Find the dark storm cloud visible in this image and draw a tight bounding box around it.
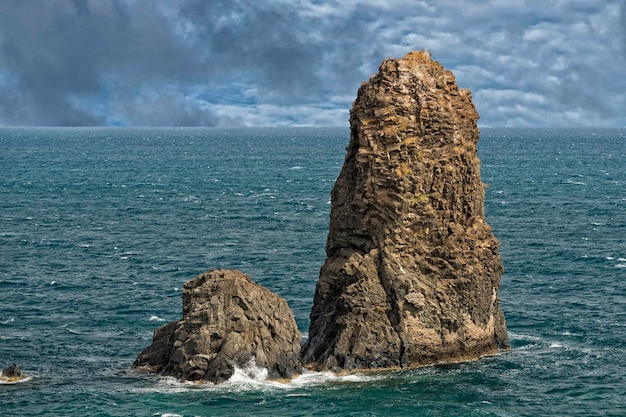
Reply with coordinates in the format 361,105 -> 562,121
0,0 -> 624,126
174,0 -> 385,102
0,0 -> 211,126
0,0 -> 383,126
182,1 -> 325,101
554,63 -> 615,120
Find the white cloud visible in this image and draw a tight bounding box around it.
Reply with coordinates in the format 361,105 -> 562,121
477,89 -> 547,106
208,103 -> 348,127
523,25 -> 557,43
401,31 -> 461,52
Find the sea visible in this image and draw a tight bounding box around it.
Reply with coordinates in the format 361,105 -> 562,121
0,127 -> 624,416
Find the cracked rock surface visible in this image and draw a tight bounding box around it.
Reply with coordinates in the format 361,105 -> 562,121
302,50 -> 509,372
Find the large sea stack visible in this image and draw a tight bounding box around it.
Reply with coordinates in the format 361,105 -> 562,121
133,269 -> 302,383
302,50 -> 509,372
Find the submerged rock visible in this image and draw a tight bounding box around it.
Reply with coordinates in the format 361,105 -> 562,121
302,50 -> 509,372
1,364 -> 24,382
133,269 -> 302,383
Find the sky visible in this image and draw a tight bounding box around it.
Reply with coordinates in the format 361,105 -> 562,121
0,0 -> 625,128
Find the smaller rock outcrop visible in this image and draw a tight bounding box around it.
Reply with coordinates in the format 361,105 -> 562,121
1,364 -> 24,382
133,269 -> 302,384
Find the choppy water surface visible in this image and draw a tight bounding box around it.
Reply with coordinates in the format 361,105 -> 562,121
1,127 -> 624,416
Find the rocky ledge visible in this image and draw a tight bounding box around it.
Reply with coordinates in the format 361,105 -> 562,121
302,50 -> 509,372
133,269 -> 302,383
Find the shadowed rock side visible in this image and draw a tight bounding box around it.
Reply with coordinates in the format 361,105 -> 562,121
302,50 -> 509,372
133,269 -> 302,383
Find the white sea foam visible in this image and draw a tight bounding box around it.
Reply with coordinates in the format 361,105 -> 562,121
509,332 -> 543,342
182,195 -> 201,203
290,166 -> 305,170
230,369 -> 377,392
149,315 -> 166,322
135,358 -> 382,394
0,318 -> 14,325
224,363 -> 381,391
0,375 -> 32,385
616,264 -> 626,268
508,332 -> 543,351
219,358 -> 270,390
565,179 -> 586,185
559,330 -> 583,337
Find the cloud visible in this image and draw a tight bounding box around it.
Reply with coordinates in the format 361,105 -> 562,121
0,0 -> 196,125
620,0 -> 626,55
442,0 -> 626,126
108,87 -> 220,127
0,0 -> 624,127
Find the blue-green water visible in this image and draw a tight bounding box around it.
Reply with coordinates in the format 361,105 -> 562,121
1,127 -> 624,416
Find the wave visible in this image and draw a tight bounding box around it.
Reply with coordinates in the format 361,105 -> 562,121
221,359 -> 381,391
134,358 -> 382,394
505,330 -> 613,365
509,332 -> 568,353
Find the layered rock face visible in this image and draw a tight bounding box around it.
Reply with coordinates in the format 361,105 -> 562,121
302,50 -> 509,372
133,269 -> 302,383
